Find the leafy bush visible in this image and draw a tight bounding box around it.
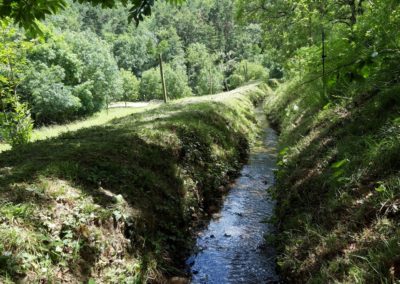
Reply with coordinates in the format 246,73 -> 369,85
21,30 -> 123,123
65,31 -> 123,111
139,63 -> 192,101
120,69 -> 140,102
186,43 -> 224,95
23,64 -> 81,123
0,94 -> 33,146
0,20 -> 33,146
229,60 -> 269,89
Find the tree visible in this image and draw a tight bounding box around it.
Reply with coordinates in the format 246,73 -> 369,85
120,69 -> 140,103
139,64 -> 192,101
228,60 -> 269,89
22,63 -> 81,123
0,0 -> 185,33
113,31 -> 156,76
186,43 -> 224,95
0,20 -> 33,146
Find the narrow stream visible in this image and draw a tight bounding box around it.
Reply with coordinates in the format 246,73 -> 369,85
186,107 -> 280,284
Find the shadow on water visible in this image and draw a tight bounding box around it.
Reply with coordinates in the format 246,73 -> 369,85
186,107 -> 280,284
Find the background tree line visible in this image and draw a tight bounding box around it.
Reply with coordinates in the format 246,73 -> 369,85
0,0 -> 271,146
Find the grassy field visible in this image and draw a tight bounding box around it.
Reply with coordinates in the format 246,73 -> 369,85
0,105 -> 158,153
265,79 -> 400,283
0,84 -> 269,283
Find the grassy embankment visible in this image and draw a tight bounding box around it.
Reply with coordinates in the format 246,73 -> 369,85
0,106 -> 159,153
265,77 -> 400,282
0,84 -> 269,283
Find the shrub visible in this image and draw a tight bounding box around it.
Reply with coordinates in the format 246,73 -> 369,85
139,64 -> 192,101
0,94 -> 33,146
186,43 -> 224,95
120,69 -> 140,102
23,64 -> 82,124
229,60 -> 269,89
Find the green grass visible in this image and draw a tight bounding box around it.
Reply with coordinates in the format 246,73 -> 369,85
0,106 -> 154,153
0,84 -> 268,283
265,77 -> 400,283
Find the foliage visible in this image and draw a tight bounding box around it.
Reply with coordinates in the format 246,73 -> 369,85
229,60 -> 269,89
0,20 -> 34,146
0,0 -> 185,33
1,0 -> 267,127
112,30 -> 156,76
186,43 -> 224,95
0,94 -> 33,146
0,86 -> 264,282
139,63 -> 192,101
257,0 -> 400,282
19,29 -> 123,124
120,69 -> 140,102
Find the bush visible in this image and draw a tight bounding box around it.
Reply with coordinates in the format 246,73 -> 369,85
0,94 -> 33,146
65,31 -> 123,111
139,64 -> 192,101
229,60 -> 269,89
120,69 -> 140,102
186,43 -> 224,95
22,30 -> 123,123
228,73 -> 245,89
23,64 -> 82,123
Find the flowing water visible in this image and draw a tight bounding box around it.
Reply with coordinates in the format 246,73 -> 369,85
186,108 -> 280,284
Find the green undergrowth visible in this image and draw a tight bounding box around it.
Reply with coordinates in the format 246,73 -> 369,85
265,77 -> 400,283
0,85 -> 268,283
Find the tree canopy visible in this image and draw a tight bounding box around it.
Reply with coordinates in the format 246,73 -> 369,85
0,0 -> 183,33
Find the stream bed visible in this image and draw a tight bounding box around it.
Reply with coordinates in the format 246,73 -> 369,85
186,108 -> 280,284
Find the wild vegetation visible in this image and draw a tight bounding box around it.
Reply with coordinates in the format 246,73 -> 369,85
237,0 -> 400,282
0,0 -> 269,148
0,85 -> 268,283
1,0 -> 399,283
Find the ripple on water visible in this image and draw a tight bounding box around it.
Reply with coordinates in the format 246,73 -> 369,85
187,110 -> 280,284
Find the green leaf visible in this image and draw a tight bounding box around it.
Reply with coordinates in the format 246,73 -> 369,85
375,182 -> 387,193
279,147 -> 289,156
331,159 -> 349,169
360,65 -> 371,79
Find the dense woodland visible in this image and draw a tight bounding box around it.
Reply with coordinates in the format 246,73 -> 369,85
0,0 -> 399,283
0,0 -> 269,143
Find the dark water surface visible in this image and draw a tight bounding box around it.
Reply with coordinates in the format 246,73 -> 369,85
186,108 -> 280,284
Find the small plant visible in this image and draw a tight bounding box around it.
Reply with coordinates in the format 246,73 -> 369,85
0,94 -> 33,147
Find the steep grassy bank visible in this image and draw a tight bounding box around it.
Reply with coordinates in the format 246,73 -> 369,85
0,85 -> 268,283
265,78 -> 400,283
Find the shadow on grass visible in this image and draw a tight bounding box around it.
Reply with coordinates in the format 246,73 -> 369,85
273,90 -> 400,282
0,101 -> 253,282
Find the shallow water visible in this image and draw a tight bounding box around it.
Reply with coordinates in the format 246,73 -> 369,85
186,108 -> 280,284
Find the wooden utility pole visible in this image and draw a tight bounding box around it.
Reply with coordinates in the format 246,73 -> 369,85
321,0 -> 328,100
159,54 -> 168,103
322,27 -> 327,100
209,67 -> 213,95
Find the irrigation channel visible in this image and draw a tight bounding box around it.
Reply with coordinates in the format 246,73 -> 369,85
186,107 -> 280,283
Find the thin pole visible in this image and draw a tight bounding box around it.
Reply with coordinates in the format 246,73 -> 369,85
209,67 -> 213,95
322,27 -> 327,100
159,54 -> 168,103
